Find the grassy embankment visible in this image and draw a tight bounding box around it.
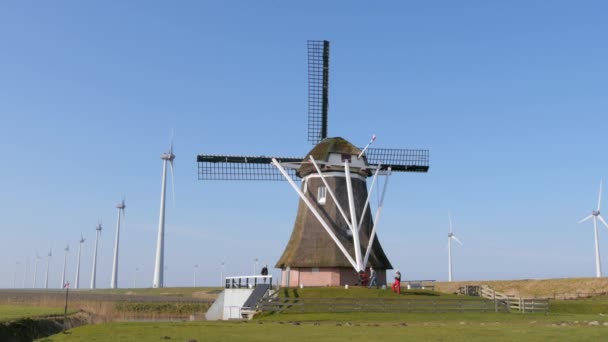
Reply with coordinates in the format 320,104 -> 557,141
0,287 -> 219,321
0,305 -> 69,322
435,277 -> 608,299
42,285 -> 608,342
86,287 -> 221,300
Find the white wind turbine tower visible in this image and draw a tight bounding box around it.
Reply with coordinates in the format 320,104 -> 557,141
22,257 -> 29,288
153,137 -> 175,288
74,234 -> 85,289
60,245 -> 69,288
579,180 -> 608,278
90,223 -> 103,289
111,199 -> 126,289
447,211 -> 463,282
44,249 -> 52,289
32,253 -> 42,288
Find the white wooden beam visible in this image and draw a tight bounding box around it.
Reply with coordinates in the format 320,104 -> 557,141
363,167 -> 392,268
272,158 -> 358,271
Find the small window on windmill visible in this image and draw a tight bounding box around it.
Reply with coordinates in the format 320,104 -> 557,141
341,154 -> 352,162
317,186 -> 327,205
311,267 -> 319,273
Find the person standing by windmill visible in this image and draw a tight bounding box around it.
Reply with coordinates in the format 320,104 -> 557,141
392,270 -> 401,294
261,264 -> 268,283
368,267 -> 378,288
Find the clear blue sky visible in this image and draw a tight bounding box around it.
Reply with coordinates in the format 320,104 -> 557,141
1,1 -> 608,288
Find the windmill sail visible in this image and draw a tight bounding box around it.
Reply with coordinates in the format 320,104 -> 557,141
308,40 -> 330,145
363,147 -> 429,172
197,155 -> 302,181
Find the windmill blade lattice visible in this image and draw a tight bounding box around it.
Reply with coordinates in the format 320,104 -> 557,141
364,147 -> 429,172
197,154 -> 302,181
308,40 -> 330,145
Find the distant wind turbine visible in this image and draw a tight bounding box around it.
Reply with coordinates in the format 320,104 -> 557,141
153,135 -> 175,288
447,211 -> 463,282
579,180 -> 608,278
23,257 -> 29,288
111,199 -> 126,289
61,245 -> 69,288
32,253 -> 42,288
44,249 -> 52,289
13,261 -> 20,288
90,223 -> 102,289
74,234 -> 85,289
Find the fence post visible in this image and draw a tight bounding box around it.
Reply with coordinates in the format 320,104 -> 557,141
493,291 -> 497,312
506,297 -> 510,313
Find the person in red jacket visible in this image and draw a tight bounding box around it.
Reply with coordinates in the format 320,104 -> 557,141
392,270 -> 401,294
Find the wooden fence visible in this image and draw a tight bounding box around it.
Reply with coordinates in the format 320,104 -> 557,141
479,285 -> 549,313
258,297 -> 508,314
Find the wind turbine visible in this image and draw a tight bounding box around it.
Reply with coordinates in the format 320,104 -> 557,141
111,199 -> 126,289
579,180 -> 608,278
193,264 -> 198,287
90,223 -> 102,289
152,136 -> 175,288
14,261 -> 20,288
60,245 -> 69,288
44,249 -> 52,289
447,211 -> 463,282
32,253 -> 42,288
23,257 -> 29,288
74,234 -> 85,289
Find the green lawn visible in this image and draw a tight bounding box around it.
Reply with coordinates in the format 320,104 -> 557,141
40,315 -> 608,342
550,296 -> 608,314
39,289 -> 608,341
0,305 -> 66,322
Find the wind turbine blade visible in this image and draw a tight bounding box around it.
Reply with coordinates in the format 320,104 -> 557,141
170,160 -> 175,206
451,236 -> 463,245
448,210 -> 453,233
579,215 -> 593,223
598,179 -> 603,211
169,129 -> 174,155
598,215 -> 608,230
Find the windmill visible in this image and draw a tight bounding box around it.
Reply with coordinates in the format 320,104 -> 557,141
90,223 -> 102,289
153,137 -> 175,288
447,211 -> 463,282
197,40 -> 429,286
61,245 -> 69,288
111,199 -> 126,289
32,253 -> 42,288
579,180 -> 608,278
44,249 -> 52,289
74,234 -> 85,289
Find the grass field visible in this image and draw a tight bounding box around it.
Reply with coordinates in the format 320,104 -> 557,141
40,312 -> 608,342
0,304 -> 67,322
39,286 -> 608,342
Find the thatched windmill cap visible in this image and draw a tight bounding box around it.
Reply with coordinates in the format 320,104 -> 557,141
297,137 -> 370,178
